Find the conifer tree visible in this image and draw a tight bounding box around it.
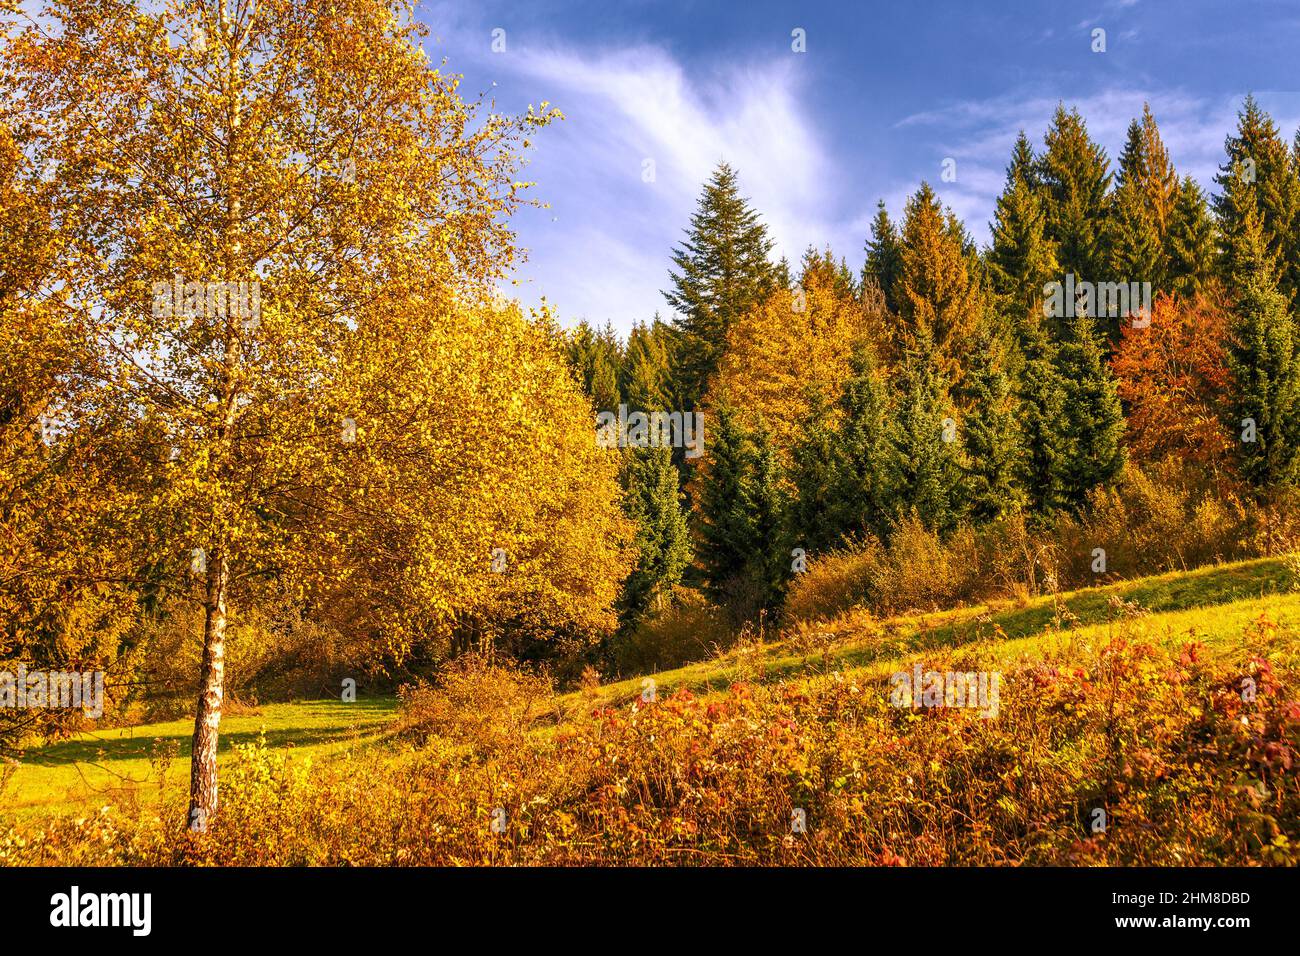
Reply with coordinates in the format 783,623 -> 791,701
1014,314 -> 1070,518
1055,316 -> 1126,510
957,320 -> 1024,521
745,423 -> 792,611
618,444 -> 691,623
989,132 -> 1060,316
1109,107 -> 1176,291
896,182 -> 983,385
567,320 -> 623,411
620,317 -> 674,412
665,163 -> 778,410
862,199 -> 904,313
1214,95 -> 1300,302
1226,205 -> 1300,488
789,396 -> 843,553
694,403 -> 757,598
1165,177 -> 1219,299
1038,105 -> 1113,282
886,331 -> 964,533
830,346 -> 895,541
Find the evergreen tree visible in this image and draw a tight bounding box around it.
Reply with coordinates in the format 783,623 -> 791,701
896,182 -> 984,385
617,444 -> 691,623
1165,176 -> 1218,299
1038,105 -> 1113,283
886,331 -> 964,533
664,162 -> 778,410
620,316 -> 673,412
694,403 -> 757,598
1214,95 -> 1300,302
1055,316 -> 1126,510
830,346 -> 895,541
957,320 -> 1024,521
567,320 -> 623,411
789,396 -> 843,553
1226,205 -> 1300,488
1014,313 -> 1070,518
1107,183 -> 1164,311
862,199 -> 904,313
745,423 -> 792,611
989,132 -> 1060,316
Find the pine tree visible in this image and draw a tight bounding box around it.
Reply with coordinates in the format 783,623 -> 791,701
620,316 -> 673,412
1214,95 -> 1300,302
1109,108 -> 1175,291
746,423 -> 791,611
830,346 -> 895,541
618,444 -> 691,623
886,331 -> 964,533
989,132 -> 1061,316
862,199 -> 904,313
694,403 -> 757,598
1226,205 -> 1300,488
896,182 -> 983,385
664,163 -> 778,410
957,320 -> 1024,521
1014,313 -> 1070,518
1165,176 -> 1218,299
1038,105 -> 1113,283
789,395 -> 843,553
567,320 -> 623,411
1055,316 -> 1126,510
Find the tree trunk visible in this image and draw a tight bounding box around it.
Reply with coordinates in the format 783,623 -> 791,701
187,548 -> 228,831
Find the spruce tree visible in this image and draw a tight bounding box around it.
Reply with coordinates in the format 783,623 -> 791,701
886,331 -> 964,533
694,403 -> 757,598
789,396 -> 843,553
567,320 -> 623,411
1014,312 -> 1070,518
618,444 -> 691,623
830,345 -> 895,541
1214,95 -> 1300,302
989,132 -> 1061,316
862,199 -> 904,313
1226,205 -> 1300,488
746,423 -> 791,612
957,320 -> 1024,521
896,182 -> 983,385
664,163 -> 778,410
1037,105 -> 1113,283
1165,176 -> 1218,299
1055,316 -> 1126,510
621,316 -> 673,413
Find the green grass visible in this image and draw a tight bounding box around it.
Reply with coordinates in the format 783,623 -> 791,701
7,554 -> 1299,822
564,555 -> 1300,710
3,697 -> 395,819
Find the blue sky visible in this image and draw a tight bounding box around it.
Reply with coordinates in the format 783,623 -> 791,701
418,0 -> 1300,334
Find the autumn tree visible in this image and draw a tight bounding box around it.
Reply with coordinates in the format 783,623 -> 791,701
0,0 -> 631,830
703,263 -> 875,465
1111,293 -> 1232,470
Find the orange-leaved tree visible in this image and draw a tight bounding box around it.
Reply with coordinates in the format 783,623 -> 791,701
0,0 -> 628,829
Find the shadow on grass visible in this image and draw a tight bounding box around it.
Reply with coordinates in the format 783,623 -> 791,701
22,698 -> 396,768
596,557 -> 1296,703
